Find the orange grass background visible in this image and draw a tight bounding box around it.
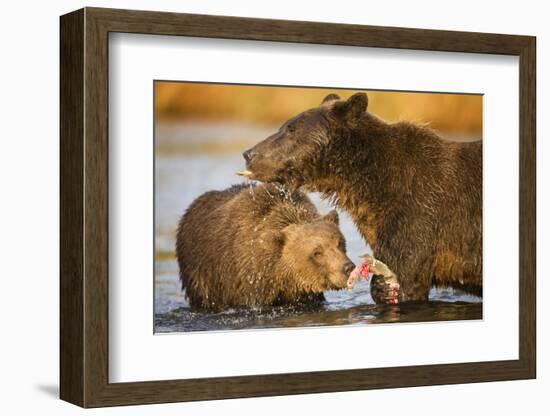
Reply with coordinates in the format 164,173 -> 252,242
155,82 -> 482,139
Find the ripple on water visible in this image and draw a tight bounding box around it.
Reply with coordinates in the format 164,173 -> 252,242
154,300 -> 482,333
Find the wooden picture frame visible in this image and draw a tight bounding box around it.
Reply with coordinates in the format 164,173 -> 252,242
60,7 -> 536,408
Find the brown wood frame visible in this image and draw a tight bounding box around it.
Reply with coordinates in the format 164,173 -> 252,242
60,7 -> 536,408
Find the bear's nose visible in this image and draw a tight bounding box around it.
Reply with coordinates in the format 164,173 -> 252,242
242,149 -> 255,163
343,262 -> 355,276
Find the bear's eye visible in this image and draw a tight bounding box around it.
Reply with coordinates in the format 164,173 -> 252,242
287,123 -> 296,133
313,250 -> 323,259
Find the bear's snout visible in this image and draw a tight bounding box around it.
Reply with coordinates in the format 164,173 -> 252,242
343,261 -> 355,276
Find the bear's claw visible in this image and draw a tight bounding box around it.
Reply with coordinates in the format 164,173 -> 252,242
370,276 -> 401,304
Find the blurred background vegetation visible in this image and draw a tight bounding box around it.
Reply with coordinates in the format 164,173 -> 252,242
155,82 -> 482,140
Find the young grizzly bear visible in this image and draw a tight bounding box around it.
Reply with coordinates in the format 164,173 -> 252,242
240,93 -> 482,304
176,183 -> 355,310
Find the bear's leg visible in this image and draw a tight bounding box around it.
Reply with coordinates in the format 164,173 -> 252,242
398,270 -> 431,302
370,268 -> 431,304
369,251 -> 432,304
368,216 -> 436,304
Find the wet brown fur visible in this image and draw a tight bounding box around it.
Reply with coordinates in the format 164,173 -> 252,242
176,183 -> 353,310
244,93 -> 482,302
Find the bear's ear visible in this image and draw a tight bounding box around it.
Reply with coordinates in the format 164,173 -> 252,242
321,93 -> 341,104
322,210 -> 339,225
334,92 -> 368,123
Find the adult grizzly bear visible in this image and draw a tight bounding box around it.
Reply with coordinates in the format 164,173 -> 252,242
239,93 -> 482,304
176,183 -> 355,310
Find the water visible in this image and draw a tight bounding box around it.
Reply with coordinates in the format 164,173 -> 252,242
154,121 -> 482,333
